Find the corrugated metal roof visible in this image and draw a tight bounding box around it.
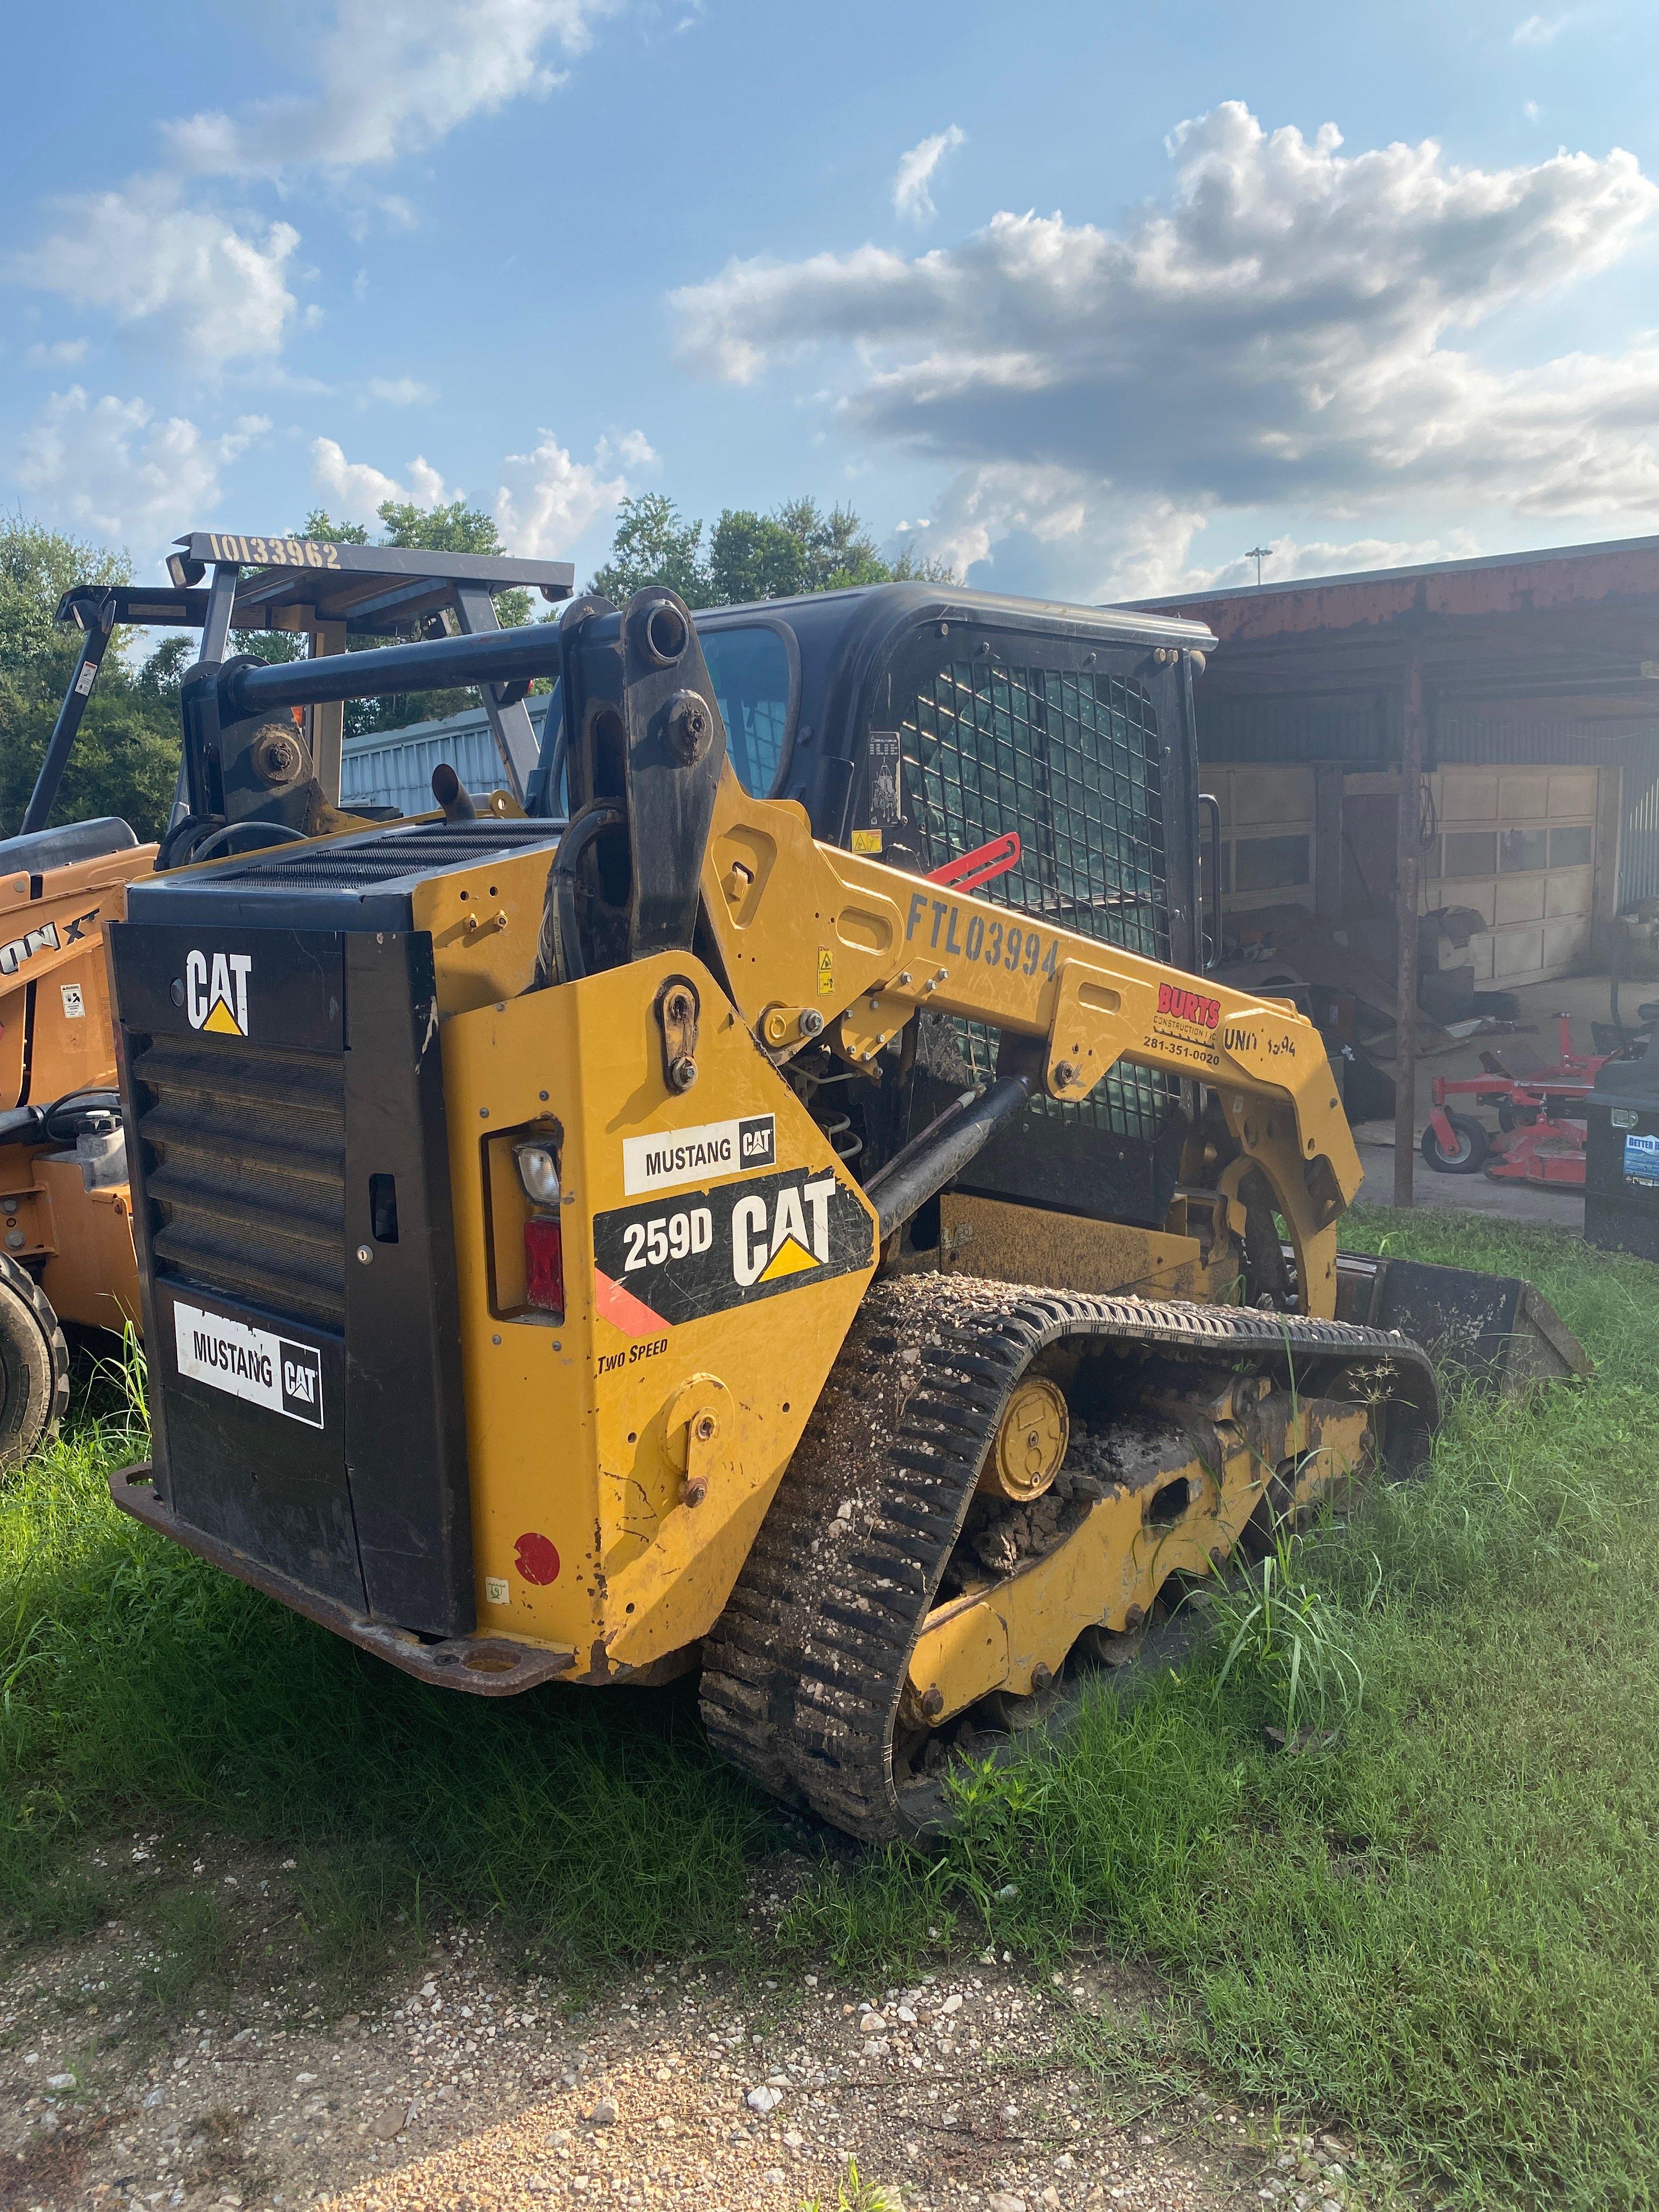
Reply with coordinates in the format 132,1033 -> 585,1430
1195,694 -> 1386,764
1122,529 -> 1659,613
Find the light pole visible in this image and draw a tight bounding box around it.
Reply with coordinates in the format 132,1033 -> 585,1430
1245,544 -> 1274,587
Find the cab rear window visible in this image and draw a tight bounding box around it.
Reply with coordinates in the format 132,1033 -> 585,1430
702,626 -> 792,795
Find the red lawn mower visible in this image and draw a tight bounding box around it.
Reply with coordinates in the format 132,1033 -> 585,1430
1421,1014 -> 1625,1186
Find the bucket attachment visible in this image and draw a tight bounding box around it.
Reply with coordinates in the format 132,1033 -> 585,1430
1331,1251 -> 1589,1398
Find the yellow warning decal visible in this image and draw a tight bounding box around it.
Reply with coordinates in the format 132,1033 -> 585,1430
850,828 -> 882,855
817,946 -> 835,996
758,1234 -> 820,1283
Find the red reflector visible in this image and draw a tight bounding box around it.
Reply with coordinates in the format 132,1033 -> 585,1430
523,1216 -> 565,1315
515,1531 -> 561,1585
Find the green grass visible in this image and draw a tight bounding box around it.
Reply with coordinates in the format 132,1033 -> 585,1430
0,1370 -> 781,1976
5,1211 -> 1659,2205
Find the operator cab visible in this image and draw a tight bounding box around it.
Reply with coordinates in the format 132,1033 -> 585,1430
533,583 -> 1215,1231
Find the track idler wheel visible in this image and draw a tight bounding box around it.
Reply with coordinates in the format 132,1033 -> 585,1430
980,1373 -> 1068,1500
0,1254 -> 69,1476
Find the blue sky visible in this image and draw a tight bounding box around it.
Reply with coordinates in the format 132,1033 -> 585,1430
4,0 -> 1658,600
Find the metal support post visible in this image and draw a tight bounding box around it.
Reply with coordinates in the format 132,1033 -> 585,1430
23,592 -> 117,832
171,563 -> 242,828
450,582 -> 539,805
1392,644 -> 1426,1207
310,619 -> 348,803
199,563 -> 240,662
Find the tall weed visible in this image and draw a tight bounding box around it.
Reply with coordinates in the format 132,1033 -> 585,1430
1207,1522 -> 1369,1737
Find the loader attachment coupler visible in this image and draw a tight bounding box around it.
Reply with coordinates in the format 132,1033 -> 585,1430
556,591 -> 730,966
105,582 -> 1584,1844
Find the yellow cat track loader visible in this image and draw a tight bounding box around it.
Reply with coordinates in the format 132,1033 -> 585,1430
105,583 -> 1553,1840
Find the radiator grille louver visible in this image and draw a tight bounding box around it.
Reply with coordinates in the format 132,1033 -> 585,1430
201,819 -> 560,890
131,1036 -> 346,1329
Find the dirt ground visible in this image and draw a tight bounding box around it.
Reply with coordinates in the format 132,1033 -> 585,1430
0,1837 -> 1374,2212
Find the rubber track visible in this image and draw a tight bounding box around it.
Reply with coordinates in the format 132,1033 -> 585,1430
701,1276 -> 1437,1843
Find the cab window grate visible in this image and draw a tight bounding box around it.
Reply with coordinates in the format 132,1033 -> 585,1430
900,659 -> 1173,1142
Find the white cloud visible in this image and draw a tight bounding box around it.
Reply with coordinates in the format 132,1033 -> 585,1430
674,103 -> 1659,591
899,462 -> 1104,579
167,0 -> 625,178
603,429 -> 658,470
23,339 -> 89,368
494,427 -> 643,558
306,424 -> 650,552
16,388 -> 268,557
7,2 -> 628,367
10,174 -> 298,363
309,437 -> 455,519
1177,528 -> 1488,594
1513,12 -> 1575,44
368,376 -> 436,405
899,493 -> 1489,606
1523,99 -> 1542,121
893,126 -> 966,225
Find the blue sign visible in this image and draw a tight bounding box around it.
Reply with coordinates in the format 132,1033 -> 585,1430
1623,1132 -> 1659,1188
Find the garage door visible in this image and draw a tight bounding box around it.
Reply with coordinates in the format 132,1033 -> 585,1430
1426,767 -> 1599,986
1206,765 -> 1317,915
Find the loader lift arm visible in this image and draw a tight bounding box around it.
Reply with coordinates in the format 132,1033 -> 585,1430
693,764 -> 1358,1314
550,587 -> 1356,1316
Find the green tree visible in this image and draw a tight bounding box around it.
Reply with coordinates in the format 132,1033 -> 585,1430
298,508 -> 369,546
290,497 -> 535,735
588,495 -> 710,608
0,516 -> 181,840
706,510 -> 805,603
588,492 -> 955,608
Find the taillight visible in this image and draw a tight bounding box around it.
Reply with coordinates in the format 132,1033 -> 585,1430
523,1215 -> 565,1317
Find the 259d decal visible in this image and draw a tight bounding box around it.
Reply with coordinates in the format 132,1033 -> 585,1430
592,1165 -> 873,1336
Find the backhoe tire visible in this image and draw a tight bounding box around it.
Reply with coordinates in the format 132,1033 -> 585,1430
1420,1112 -> 1488,1175
0,1256 -> 69,1476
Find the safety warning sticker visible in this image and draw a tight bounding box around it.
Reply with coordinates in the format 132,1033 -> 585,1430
172,1297 -> 325,1427
592,1165 -> 873,1334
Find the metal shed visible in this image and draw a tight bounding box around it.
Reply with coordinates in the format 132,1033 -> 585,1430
1125,532 -> 1659,1200
341,697 -> 555,818
1127,534 -> 1659,978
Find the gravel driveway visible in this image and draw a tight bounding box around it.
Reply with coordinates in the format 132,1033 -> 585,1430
1,1838 -> 1373,2212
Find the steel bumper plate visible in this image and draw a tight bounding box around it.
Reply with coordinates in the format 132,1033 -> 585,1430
109,1460 -> 575,1696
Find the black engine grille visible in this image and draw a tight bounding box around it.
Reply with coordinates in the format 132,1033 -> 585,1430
131,1036 -> 346,1329
202,819 -> 562,891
